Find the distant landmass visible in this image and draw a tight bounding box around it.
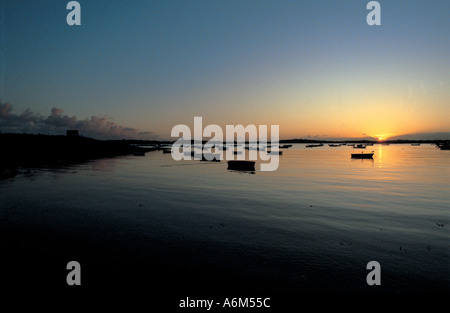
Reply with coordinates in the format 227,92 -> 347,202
0,133 -> 159,178
388,132 -> 450,141
285,132 -> 450,142
295,136 -> 376,142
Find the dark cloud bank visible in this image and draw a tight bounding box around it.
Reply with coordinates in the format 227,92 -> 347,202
0,102 -> 155,140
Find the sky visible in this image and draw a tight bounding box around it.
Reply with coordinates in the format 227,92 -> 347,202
1,0 -> 449,140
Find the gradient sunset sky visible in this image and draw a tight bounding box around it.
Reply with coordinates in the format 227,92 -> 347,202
1,0 -> 449,140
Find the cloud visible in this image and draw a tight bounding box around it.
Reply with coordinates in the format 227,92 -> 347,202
0,102 -> 12,118
0,102 -> 155,140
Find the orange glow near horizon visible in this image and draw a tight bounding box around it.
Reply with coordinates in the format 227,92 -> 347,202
152,91 -> 448,140
373,133 -> 396,141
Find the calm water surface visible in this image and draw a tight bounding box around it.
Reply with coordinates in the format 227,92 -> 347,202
1,144 -> 448,293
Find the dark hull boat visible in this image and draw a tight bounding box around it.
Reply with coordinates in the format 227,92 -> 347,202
351,152 -> 374,159
227,160 -> 255,171
436,143 -> 450,150
306,144 -> 323,148
266,150 -> 283,155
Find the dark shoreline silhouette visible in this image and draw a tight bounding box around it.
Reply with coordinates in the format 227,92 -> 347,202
0,133 -> 157,178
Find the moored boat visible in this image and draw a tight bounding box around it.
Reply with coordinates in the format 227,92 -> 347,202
227,160 -> 256,171
436,142 -> 450,150
351,152 -> 374,159
306,143 -> 323,148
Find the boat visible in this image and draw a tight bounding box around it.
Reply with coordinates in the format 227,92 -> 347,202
351,152 -> 374,159
353,144 -> 366,149
306,143 -> 323,148
227,160 -> 256,171
280,145 -> 292,149
266,150 -> 283,155
437,143 -> 450,150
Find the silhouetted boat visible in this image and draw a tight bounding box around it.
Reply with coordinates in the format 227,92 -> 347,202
306,143 -> 323,148
351,152 -> 374,159
266,150 -> 283,155
227,161 -> 255,171
437,143 -> 450,150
